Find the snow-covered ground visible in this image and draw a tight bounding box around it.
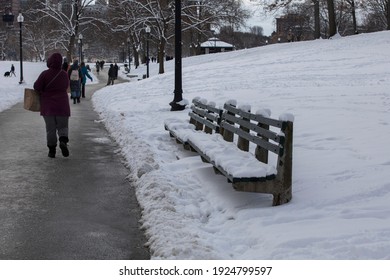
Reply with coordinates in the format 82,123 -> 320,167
1,31 -> 389,260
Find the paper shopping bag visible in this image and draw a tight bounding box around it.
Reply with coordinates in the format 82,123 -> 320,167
24,88 -> 40,112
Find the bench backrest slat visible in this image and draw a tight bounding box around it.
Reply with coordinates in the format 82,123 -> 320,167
193,99 -> 223,115
189,99 -> 223,134
224,103 -> 284,128
221,122 -> 282,155
191,106 -> 220,123
222,112 -> 284,144
189,111 -> 220,132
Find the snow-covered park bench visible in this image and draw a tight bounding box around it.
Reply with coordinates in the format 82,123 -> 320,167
164,97 -> 294,206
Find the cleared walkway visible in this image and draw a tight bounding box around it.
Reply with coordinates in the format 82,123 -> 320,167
0,72 -> 150,259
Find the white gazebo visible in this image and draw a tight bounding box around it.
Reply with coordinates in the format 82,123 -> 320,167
200,38 -> 234,54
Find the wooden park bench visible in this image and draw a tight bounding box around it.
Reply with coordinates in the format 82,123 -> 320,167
164,98 -> 294,206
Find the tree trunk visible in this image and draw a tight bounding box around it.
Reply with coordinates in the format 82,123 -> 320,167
130,33 -> 139,69
67,35 -> 76,63
314,0 -> 321,39
351,0 -> 358,33
132,46 -> 139,69
158,39 -> 165,74
327,0 -> 337,37
387,0 -> 390,30
67,1 -> 79,63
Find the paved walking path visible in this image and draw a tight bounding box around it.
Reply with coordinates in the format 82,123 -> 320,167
0,71 -> 150,259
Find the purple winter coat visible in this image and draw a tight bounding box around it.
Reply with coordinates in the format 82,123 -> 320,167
34,53 -> 70,117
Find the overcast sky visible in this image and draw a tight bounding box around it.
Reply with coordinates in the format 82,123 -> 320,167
242,0 -> 276,36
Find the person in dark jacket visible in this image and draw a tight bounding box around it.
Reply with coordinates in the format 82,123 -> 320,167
107,64 -> 115,85
80,62 -> 93,98
33,52 -> 70,158
10,64 -> 16,76
62,61 -> 69,72
113,63 -> 119,79
68,60 -> 82,104
95,61 -> 100,75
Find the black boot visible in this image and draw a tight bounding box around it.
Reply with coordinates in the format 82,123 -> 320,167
48,145 -> 56,158
59,136 -> 69,157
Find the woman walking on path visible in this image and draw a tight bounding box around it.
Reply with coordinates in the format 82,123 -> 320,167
68,60 -> 82,104
33,52 -> 70,158
80,62 -> 93,98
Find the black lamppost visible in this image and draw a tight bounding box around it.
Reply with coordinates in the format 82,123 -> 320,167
170,0 -> 186,111
17,12 -> 24,84
145,26 -> 150,78
127,37 -> 131,72
122,42 -> 125,63
78,33 -> 83,62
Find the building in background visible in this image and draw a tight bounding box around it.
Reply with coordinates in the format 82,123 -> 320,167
272,14 -> 312,43
1,0 -> 21,27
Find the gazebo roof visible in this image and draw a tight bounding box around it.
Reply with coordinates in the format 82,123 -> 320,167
200,38 -> 233,48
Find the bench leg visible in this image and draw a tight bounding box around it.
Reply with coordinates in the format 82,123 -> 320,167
272,186 -> 292,206
232,180 -> 292,206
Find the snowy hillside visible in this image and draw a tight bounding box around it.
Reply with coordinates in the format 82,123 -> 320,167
91,31 -> 390,259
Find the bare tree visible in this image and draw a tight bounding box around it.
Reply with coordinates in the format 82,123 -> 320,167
108,0 -> 249,74
0,32 -> 9,60
26,0 -> 107,62
345,0 -> 359,33
109,0 -> 178,74
386,0 -> 390,30
313,0 -> 321,38
360,0 -> 390,30
249,25 -> 264,36
326,0 -> 337,36
255,0 -> 341,37
107,0 -> 146,68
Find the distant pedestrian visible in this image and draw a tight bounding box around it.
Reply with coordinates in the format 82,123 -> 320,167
10,64 -> 16,76
33,52 -> 70,158
68,59 -> 82,104
95,61 -> 100,75
287,30 -> 293,42
80,62 -> 93,98
107,64 -> 115,85
124,64 -> 130,73
113,63 -> 119,80
62,61 -> 69,71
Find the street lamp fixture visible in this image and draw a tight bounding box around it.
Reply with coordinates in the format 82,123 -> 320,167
78,33 -> 83,62
17,12 -> 24,84
170,0 -> 186,111
145,26 -> 151,78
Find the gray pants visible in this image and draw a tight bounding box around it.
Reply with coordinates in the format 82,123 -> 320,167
43,116 -> 69,147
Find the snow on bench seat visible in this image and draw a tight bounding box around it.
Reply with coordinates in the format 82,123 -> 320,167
186,130 -> 277,181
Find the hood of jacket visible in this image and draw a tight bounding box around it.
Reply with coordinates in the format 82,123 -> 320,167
46,53 -> 63,70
